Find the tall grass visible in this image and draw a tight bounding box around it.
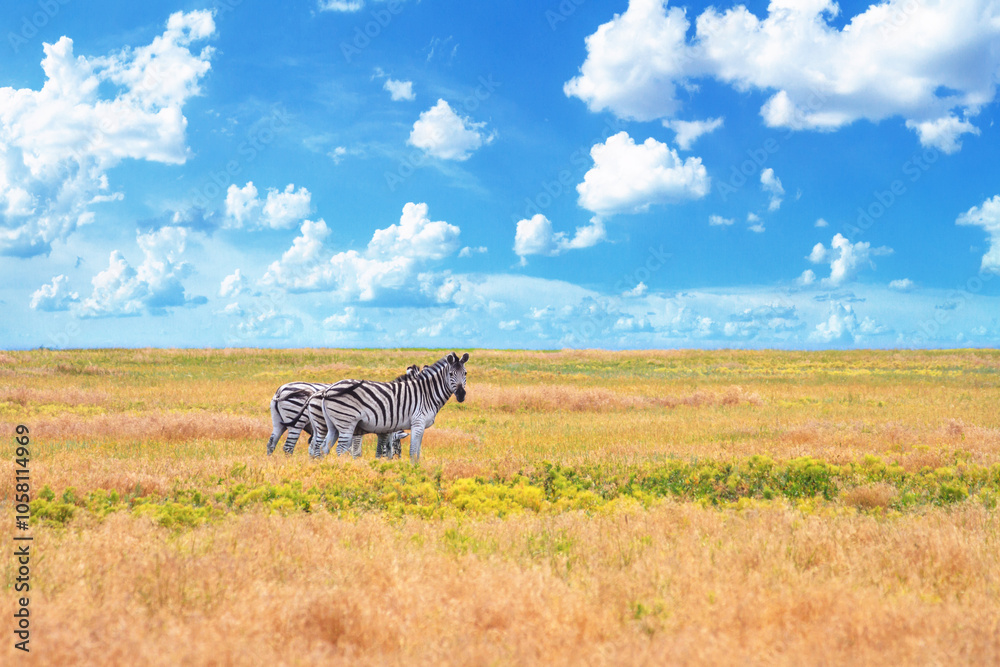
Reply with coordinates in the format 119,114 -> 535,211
1,348 -> 999,665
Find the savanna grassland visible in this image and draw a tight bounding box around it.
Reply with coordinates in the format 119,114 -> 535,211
2,348 -> 1000,666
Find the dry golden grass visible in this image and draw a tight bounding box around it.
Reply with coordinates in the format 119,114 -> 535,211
1,348 -> 999,665
2,505 -> 998,666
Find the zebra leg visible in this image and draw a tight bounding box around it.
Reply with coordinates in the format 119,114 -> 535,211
335,422 -> 358,457
375,433 -> 389,459
351,434 -> 363,459
317,425 -> 338,458
283,424 -> 303,455
266,401 -> 286,455
409,423 -> 425,465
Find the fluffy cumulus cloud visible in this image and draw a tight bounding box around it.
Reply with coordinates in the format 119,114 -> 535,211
30,275 -> 79,312
805,233 -> 893,287
76,226 -> 205,318
760,168 -> 784,211
219,269 -> 251,298
956,195 -> 1000,274
810,302 -> 887,344
889,278 -> 915,292
408,99 -> 494,161
262,202 -> 460,301
663,117 -> 724,151
709,215 -> 733,226
0,11 -> 215,256
223,182 -> 312,230
513,214 -> 606,264
564,0 -> 1000,151
576,132 -> 709,216
563,0 -> 692,121
747,212 -> 765,233
384,78 -> 415,101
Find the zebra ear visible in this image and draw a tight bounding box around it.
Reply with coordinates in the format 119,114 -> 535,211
448,352 -> 458,363
460,353 -> 469,364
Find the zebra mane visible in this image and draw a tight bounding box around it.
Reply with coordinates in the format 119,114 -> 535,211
400,356 -> 450,382
391,364 -> 421,382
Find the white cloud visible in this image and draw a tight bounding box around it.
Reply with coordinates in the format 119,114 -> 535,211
576,132 -> 709,216
810,302 -> 887,345
747,212 -> 765,233
458,246 -> 487,258
76,226 -> 202,317
663,118 -> 723,151
30,275 -> 79,311
760,168 -> 784,212
663,117 -> 724,150
408,99 -> 494,161
564,0 -> 1000,151
223,182 -> 312,230
318,0 -> 364,10
815,218 -> 829,228
384,78 -> 415,101
811,302 -> 861,344
889,278 -> 915,292
709,215 -> 734,226
623,282 -> 647,297
563,0 -> 692,121
798,269 -> 816,286
0,10 -> 215,256
328,146 -> 364,164
219,269 -> 250,298
956,195 -> 1000,274
807,233 -> 893,287
513,214 -> 606,264
323,307 -> 383,333
905,115 -> 980,155
723,304 -> 802,339
262,202 -> 460,301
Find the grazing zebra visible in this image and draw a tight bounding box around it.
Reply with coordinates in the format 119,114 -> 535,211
314,352 -> 469,465
266,364 -> 418,456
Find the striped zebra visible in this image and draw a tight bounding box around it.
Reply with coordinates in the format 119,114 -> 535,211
314,351 -> 469,465
266,365 -> 418,456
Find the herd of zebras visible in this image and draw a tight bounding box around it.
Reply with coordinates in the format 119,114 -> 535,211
265,351 -> 470,465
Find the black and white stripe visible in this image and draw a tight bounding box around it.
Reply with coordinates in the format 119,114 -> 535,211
266,365 -> 418,456
313,352 -> 469,464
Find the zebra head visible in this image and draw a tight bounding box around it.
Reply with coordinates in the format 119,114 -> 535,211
446,351 -> 469,402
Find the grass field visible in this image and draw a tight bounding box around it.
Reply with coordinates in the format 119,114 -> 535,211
2,348 -> 1000,665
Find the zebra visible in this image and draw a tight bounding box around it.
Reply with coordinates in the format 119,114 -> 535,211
266,364 -> 418,456
302,367 -> 419,459
314,351 -> 469,465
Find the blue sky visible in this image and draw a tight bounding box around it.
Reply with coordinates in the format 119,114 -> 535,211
2,0 -> 999,350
